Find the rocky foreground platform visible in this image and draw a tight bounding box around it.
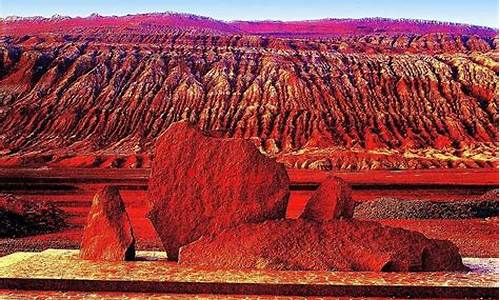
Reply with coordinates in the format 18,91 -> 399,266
0,250 -> 497,298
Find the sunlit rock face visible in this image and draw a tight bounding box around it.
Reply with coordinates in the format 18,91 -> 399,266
80,186 -> 135,261
301,175 -> 355,221
179,219 -> 467,272
0,14 -> 497,170
147,121 -> 289,260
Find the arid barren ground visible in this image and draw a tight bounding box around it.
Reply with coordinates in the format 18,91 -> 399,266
0,10 -> 498,299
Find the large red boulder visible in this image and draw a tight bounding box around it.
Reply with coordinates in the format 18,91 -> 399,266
301,175 -> 355,221
147,121 -> 290,260
179,219 -> 466,272
80,186 -> 135,261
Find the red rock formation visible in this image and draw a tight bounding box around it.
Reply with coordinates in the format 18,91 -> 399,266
148,121 -> 289,260
179,219 -> 466,272
80,186 -> 135,261
0,13 -> 497,170
301,176 -> 355,220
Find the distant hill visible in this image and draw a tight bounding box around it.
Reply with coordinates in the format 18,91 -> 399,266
1,12 -> 497,37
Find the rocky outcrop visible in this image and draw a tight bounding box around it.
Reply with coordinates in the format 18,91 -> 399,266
179,219 -> 466,272
301,176 -> 355,220
80,186 -> 135,261
148,121 -> 289,260
0,14 -> 497,170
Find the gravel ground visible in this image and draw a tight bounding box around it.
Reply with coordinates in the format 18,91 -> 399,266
354,197 -> 499,219
0,194 -> 68,238
480,189 -> 499,201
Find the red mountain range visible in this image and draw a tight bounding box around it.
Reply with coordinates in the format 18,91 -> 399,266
0,13 -> 498,170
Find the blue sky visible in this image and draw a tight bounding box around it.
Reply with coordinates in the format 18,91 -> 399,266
1,0 -> 498,27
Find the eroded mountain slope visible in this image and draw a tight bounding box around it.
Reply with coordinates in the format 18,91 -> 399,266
0,19 -> 498,170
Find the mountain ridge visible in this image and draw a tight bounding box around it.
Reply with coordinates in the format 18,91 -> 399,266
0,13 -> 497,170
1,12 -> 497,38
